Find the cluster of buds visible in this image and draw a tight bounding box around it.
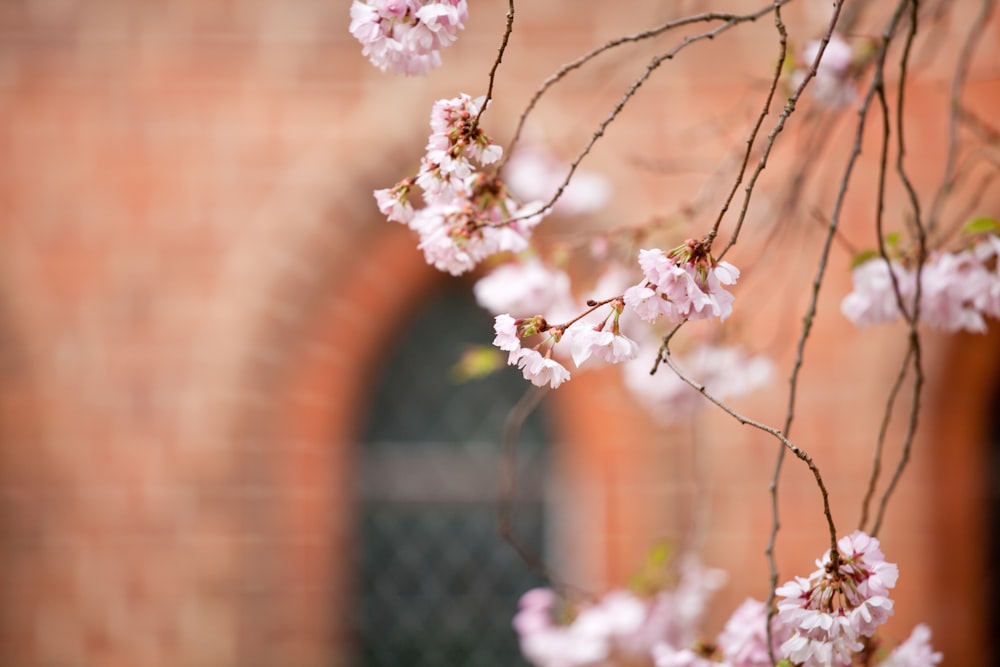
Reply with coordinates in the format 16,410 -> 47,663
375,94 -> 546,276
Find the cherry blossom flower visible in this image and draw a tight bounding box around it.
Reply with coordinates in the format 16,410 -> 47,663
842,243 -> 999,332
716,598 -> 787,667
513,588 -> 646,667
515,558 -> 724,667
841,257 -> 915,328
426,94 -> 502,175
918,250 -> 989,333
515,348 -> 571,388
622,283 -> 664,322
491,315 -> 570,388
492,314 -> 521,356
651,644 -> 717,667
376,95 -> 547,275
474,259 -> 574,318
776,531 -> 897,667
881,624 -> 942,667
792,33 -> 856,108
374,178 -> 416,224
592,556 -> 727,661
569,328 -> 639,367
349,0 -> 468,76
623,245 -> 739,324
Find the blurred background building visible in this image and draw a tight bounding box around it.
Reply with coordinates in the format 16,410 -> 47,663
0,1 -> 998,665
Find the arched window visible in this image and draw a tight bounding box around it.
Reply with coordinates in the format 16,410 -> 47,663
353,286 -> 551,667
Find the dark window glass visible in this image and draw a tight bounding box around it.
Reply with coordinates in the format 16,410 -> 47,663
354,287 -> 550,667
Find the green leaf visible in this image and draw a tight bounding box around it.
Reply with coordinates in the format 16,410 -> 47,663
449,345 -> 504,383
963,216 -> 999,235
851,249 -> 880,268
885,231 -> 900,248
647,541 -> 674,567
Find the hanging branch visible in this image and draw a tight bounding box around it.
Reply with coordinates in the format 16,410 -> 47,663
925,0 -> 997,237
656,342 -> 840,567
860,0 -> 927,534
475,0 -> 516,126
500,1 -> 798,225
504,0 -> 796,158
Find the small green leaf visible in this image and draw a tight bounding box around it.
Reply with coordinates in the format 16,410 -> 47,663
647,541 -> 674,567
449,345 -> 504,383
851,249 -> 880,268
885,231 -> 900,248
963,216 -> 999,235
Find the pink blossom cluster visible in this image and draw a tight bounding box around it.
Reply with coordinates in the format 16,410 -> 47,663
375,94 -> 546,275
623,245 -> 739,325
349,0 -> 468,76
791,33 -> 856,109
714,598 -> 788,667
513,557 -> 726,667
492,298 -> 640,389
514,533 -> 940,667
474,258 -> 574,319
481,246 -> 744,391
493,314 -> 572,389
841,235 -> 1000,332
881,624 -> 943,666
775,531 -> 898,666
481,260 -> 645,389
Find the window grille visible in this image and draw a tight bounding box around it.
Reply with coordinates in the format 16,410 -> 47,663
353,287 -> 551,667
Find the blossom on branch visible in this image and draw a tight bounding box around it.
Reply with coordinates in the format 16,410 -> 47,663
492,314 -> 571,388
515,348 -> 572,389
513,557 -> 725,667
623,243 -> 739,325
716,598 -> 788,667
881,624 -> 943,667
349,0 -> 468,75
474,259 -> 574,318
841,235 -> 1000,332
513,588 -> 647,667
840,257 -> 916,328
569,327 -> 639,367
776,531 -> 898,666
375,94 -> 547,275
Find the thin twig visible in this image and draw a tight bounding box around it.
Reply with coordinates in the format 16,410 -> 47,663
858,346 -> 913,531
503,0 -> 795,161
475,1 -> 516,126
860,0 -> 925,533
926,0 -> 997,237
763,2 -> 856,653
656,344 -> 839,558
503,2 -> 796,226
869,0 -> 927,539
719,0 -> 841,257
707,3 -> 787,250
497,384 -> 554,581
